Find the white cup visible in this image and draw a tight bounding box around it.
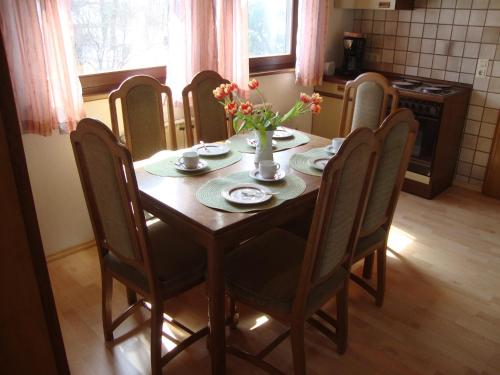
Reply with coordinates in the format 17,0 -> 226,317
259,160 -> 280,179
179,151 -> 199,169
331,137 -> 345,153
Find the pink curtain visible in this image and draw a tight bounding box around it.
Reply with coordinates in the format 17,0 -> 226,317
295,0 -> 329,86
215,0 -> 249,91
166,0 -> 218,102
166,0 -> 249,101
0,0 -> 84,136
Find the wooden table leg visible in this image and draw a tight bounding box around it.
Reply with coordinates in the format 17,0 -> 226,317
207,241 -> 226,374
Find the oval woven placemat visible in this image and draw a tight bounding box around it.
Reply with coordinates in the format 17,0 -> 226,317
196,171 -> 306,213
227,131 -> 310,154
289,147 -> 332,177
144,150 -> 242,177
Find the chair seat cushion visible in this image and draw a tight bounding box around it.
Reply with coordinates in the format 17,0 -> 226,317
104,220 -> 206,298
354,227 -> 387,260
225,228 -> 348,316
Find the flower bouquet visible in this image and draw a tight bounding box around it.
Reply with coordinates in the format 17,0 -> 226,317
213,78 -> 322,163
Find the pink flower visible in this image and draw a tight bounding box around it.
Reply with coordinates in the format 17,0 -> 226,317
310,103 -> 321,114
311,93 -> 323,105
239,101 -> 253,115
299,93 -> 311,103
248,79 -> 259,90
225,101 -> 238,116
230,82 -> 238,92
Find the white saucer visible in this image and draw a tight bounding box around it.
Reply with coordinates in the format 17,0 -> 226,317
174,160 -> 208,172
193,143 -> 230,156
308,157 -> 330,171
246,138 -> 277,148
249,169 -> 286,182
222,183 -> 273,205
273,129 -> 294,139
325,145 -> 339,154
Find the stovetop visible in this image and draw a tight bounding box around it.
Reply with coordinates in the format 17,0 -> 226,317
391,79 -> 460,96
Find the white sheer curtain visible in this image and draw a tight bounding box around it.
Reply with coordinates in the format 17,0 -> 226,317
166,0 -> 249,101
0,0 -> 84,136
216,0 -> 249,91
295,0 -> 329,86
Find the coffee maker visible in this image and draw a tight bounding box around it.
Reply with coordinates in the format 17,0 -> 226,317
342,32 -> 365,75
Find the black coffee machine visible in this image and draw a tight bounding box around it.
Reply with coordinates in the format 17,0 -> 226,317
342,32 -> 366,75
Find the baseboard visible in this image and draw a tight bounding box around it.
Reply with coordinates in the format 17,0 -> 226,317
46,240 -> 95,263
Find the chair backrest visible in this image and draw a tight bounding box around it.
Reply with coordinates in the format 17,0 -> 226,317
339,72 -> 399,136
70,118 -> 153,275
360,108 -> 419,237
182,70 -> 232,146
109,75 -> 177,161
293,128 -> 379,313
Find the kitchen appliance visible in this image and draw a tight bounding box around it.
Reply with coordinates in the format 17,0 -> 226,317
342,32 -> 365,75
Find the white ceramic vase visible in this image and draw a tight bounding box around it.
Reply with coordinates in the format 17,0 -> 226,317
254,129 -> 274,165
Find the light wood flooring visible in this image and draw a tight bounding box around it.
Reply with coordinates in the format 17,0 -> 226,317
47,186 -> 500,375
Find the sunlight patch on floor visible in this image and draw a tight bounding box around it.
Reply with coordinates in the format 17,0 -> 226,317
250,315 -> 269,331
387,226 -> 415,258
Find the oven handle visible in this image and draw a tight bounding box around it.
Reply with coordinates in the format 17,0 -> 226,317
413,114 -> 440,124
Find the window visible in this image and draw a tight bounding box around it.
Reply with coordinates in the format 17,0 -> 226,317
72,0 -> 169,74
248,0 -> 297,72
73,0 -> 297,95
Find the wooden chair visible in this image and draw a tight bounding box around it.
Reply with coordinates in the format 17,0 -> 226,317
224,128 -> 379,374
350,108 -> 419,307
70,118 -> 207,375
339,72 -> 399,137
182,70 -> 233,146
109,75 -> 177,161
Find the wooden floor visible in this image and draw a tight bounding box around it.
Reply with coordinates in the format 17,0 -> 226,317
47,186 -> 500,375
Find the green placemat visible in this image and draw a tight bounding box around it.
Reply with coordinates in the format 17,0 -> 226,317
289,147 -> 331,177
144,150 -> 242,177
227,132 -> 310,154
196,171 -> 306,213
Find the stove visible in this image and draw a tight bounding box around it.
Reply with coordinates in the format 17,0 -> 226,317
392,79 -> 459,96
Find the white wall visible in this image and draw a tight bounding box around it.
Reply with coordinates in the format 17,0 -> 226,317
23,9 -> 354,255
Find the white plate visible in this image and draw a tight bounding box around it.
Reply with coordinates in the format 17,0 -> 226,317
308,157 -> 330,171
325,145 -> 339,154
174,160 -> 208,172
246,138 -> 277,148
222,183 -> 273,205
193,143 -> 230,156
249,169 -> 286,182
273,129 -> 294,139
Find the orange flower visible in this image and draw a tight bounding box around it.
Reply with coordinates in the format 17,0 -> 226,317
225,101 -> 238,116
299,93 -> 311,103
311,93 -> 323,105
248,79 -> 259,90
239,101 -> 253,115
213,87 -> 225,100
310,103 -> 321,114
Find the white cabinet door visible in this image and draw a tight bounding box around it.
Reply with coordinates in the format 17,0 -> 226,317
311,95 -> 343,139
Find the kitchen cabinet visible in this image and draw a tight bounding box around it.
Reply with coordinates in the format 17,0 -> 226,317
312,82 -> 348,139
334,0 -> 414,10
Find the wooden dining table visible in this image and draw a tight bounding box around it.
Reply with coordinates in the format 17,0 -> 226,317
134,131 -> 329,374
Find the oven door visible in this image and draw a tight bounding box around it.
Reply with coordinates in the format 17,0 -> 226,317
408,114 -> 440,177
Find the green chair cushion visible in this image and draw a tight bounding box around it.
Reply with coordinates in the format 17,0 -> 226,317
354,227 -> 387,261
225,228 -> 348,316
103,220 -> 206,298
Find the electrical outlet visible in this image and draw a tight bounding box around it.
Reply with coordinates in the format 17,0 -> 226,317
367,52 -> 380,63
476,59 -> 489,77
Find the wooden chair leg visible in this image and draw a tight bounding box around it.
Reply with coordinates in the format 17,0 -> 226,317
362,253 -> 374,279
102,270 -> 114,341
126,287 -> 137,306
376,247 -> 387,307
150,300 -> 164,375
290,321 -> 306,375
228,296 -> 239,330
336,283 -> 349,354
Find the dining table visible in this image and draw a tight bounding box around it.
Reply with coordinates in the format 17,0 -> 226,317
134,130 -> 330,374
